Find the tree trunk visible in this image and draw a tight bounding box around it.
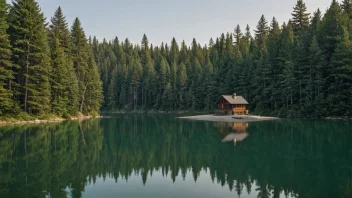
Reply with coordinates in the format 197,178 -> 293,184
24,66 -> 28,112
80,86 -> 87,113
24,44 -> 30,113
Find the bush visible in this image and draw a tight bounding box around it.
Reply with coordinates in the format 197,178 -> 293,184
17,112 -> 33,121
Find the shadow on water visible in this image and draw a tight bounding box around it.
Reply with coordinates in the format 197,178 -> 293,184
0,114 -> 352,198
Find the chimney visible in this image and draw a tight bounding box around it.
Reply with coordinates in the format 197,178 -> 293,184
232,93 -> 237,99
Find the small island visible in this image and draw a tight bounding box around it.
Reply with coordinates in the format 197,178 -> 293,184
179,114 -> 279,122
179,93 -> 279,122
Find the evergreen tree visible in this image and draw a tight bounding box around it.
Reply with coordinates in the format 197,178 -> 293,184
277,22 -> 295,114
9,0 -> 51,115
245,24 -> 252,40
71,18 -> 90,113
328,27 -> 352,115
291,0 -> 310,34
252,15 -> 270,112
129,53 -> 142,110
319,0 -> 345,62
293,38 -> 307,112
107,67 -> 118,110
310,9 -> 322,35
0,0 -> 14,115
50,7 -> 71,53
49,37 -> 69,115
49,7 -> 79,116
254,15 -> 269,57
156,56 -> 170,109
341,0 -> 352,18
234,24 -> 242,49
177,62 -> 188,109
318,1 -> 349,115
141,34 -> 156,109
66,56 -> 80,115
85,49 -> 103,114
161,82 -> 172,110
306,36 -> 325,116
267,17 -> 281,111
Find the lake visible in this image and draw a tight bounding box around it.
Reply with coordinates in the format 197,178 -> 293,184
0,114 -> 351,198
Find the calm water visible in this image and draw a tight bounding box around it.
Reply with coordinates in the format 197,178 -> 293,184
0,114 -> 352,198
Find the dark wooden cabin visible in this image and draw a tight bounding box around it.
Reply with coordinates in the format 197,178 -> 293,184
215,93 -> 249,115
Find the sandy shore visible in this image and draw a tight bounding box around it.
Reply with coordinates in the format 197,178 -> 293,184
178,114 -> 279,122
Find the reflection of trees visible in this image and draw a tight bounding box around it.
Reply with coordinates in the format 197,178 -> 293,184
256,182 -> 270,198
0,120 -> 103,198
0,117 -> 351,198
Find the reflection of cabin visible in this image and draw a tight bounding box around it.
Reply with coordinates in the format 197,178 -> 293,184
214,122 -> 249,134
221,132 -> 249,144
215,93 -> 249,115
233,122 -> 248,133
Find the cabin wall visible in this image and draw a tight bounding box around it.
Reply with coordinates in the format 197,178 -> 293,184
232,105 -> 248,115
217,98 -> 231,110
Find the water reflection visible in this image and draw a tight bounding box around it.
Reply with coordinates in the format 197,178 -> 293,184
0,115 -> 351,198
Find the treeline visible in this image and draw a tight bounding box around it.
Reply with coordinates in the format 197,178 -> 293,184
94,0 -> 352,117
0,0 -> 102,119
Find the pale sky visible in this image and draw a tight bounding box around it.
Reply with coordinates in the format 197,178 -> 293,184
8,0 -> 335,46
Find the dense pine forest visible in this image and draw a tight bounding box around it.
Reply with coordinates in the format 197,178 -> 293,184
1,0 -> 352,119
0,0 -> 102,119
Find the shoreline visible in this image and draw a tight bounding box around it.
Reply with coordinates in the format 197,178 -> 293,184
178,114 -> 279,123
100,110 -> 212,114
0,115 -> 103,126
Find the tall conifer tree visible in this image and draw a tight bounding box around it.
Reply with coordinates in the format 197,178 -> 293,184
49,7 -> 79,116
291,0 -> 310,34
342,0 -> 352,18
9,0 -> 51,115
0,0 -> 14,115
71,18 -> 90,113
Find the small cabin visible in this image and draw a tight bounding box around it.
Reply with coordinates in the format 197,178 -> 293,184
215,93 -> 249,115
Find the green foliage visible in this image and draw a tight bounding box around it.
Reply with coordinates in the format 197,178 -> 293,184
328,28 -> 352,115
9,0 -> 51,115
342,0 -> 352,18
71,18 -> 102,115
84,50 -> 103,114
49,7 -> 79,116
49,37 -> 69,115
291,0 -> 310,34
0,0 -> 14,115
0,2 -> 102,120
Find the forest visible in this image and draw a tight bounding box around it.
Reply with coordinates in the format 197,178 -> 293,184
0,0 -> 103,120
1,0 -> 352,118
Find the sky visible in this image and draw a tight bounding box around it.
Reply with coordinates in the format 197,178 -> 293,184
8,0 -> 336,46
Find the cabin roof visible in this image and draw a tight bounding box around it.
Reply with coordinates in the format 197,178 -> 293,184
217,95 -> 249,105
